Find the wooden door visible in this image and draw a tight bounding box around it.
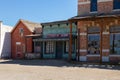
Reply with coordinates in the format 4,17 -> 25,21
16,44 -> 22,59
56,41 -> 63,59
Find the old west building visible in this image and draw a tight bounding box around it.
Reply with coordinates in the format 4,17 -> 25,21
11,19 -> 42,59
33,21 -> 77,59
69,0 -> 120,62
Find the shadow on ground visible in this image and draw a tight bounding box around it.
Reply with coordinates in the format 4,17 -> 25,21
0,59 -> 120,70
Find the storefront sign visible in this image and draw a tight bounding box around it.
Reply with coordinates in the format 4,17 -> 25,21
47,34 -> 69,38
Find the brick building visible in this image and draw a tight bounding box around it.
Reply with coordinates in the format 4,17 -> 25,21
69,0 -> 120,62
11,19 -> 42,59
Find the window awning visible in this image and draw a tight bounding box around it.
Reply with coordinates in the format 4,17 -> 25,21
33,38 -> 69,42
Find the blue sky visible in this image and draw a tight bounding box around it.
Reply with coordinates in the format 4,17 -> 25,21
0,0 -> 77,26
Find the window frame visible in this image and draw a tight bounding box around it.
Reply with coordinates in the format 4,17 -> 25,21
113,0 -> 120,10
87,26 -> 100,55
45,41 -> 54,54
64,41 -> 69,53
64,40 -> 75,54
90,0 -> 97,12
34,41 -> 41,53
110,26 -> 120,55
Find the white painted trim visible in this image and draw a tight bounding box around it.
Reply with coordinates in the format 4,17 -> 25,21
80,49 -> 87,52
98,0 -> 113,2
87,55 -> 100,57
16,42 -> 21,45
78,0 -> 112,5
102,32 -> 110,35
109,55 -> 120,57
78,1 -> 90,5
112,9 -> 120,11
102,49 -> 109,52
80,33 -> 87,36
89,11 -> 98,14
79,56 -> 87,61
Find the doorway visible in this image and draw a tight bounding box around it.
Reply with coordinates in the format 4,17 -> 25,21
56,41 -> 63,59
16,44 -> 22,59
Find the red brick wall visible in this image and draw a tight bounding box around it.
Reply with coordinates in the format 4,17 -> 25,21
11,21 -> 33,59
87,56 -> 100,62
78,21 -> 87,56
77,18 -> 120,62
98,1 -> 113,13
78,0 -> 113,15
78,4 -> 90,15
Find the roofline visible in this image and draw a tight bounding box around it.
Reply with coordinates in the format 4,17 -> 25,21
68,14 -> 120,22
11,19 -> 32,33
41,20 -> 68,26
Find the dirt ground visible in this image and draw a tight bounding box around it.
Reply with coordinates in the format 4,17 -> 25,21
0,60 -> 119,80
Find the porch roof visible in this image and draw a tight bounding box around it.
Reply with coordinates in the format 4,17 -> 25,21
25,34 -> 42,38
69,11 -> 120,21
33,38 -> 69,42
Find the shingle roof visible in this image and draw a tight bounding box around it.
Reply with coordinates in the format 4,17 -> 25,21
20,19 -> 42,32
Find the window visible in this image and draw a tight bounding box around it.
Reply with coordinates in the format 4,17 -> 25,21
45,41 -> 54,54
34,42 -> 41,53
64,40 -> 75,53
88,34 -> 100,54
64,41 -> 69,53
113,0 -> 120,10
19,28 -> 24,37
110,33 -> 120,55
110,26 -> 120,55
19,28 -> 24,33
90,0 -> 97,12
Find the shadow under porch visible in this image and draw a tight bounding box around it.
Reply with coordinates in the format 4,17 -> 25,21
33,38 -> 77,60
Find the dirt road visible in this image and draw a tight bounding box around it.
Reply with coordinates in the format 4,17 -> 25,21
0,60 -> 119,80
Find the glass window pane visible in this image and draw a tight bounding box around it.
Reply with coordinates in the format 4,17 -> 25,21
114,0 -> 120,9
90,0 -> 97,12
88,34 -> 100,54
45,41 -> 54,54
110,33 -> 120,55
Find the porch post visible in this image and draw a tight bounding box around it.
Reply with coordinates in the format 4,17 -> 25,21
77,29 -> 80,61
69,21 -> 72,61
100,19 -> 103,63
25,37 -> 27,59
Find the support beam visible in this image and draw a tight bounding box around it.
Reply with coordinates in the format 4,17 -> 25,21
77,29 -> 80,61
100,19 -> 103,63
24,38 -> 27,59
69,22 -> 72,61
